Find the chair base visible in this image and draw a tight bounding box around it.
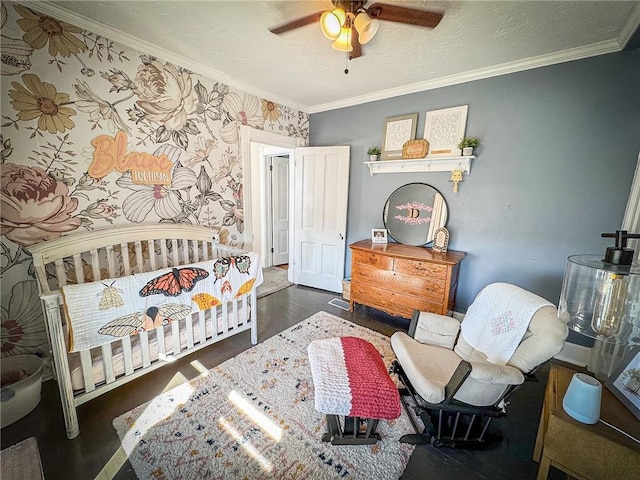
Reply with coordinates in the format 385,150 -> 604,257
392,360 -> 507,450
322,414 -> 381,445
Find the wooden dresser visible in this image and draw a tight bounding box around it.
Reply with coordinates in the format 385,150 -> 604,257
349,240 -> 465,319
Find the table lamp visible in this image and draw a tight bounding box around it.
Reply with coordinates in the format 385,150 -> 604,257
558,230 -> 640,378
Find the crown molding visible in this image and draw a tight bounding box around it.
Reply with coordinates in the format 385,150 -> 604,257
24,2 -> 632,116
618,2 -> 640,48
23,1 -> 310,114
309,39 -> 622,113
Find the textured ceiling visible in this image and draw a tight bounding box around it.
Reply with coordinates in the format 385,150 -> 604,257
34,1 -> 640,112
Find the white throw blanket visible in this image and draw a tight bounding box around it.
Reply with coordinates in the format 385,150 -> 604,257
460,283 -> 552,365
61,253 -> 262,352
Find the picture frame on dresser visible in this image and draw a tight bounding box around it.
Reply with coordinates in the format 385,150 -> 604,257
371,228 -> 388,244
606,346 -> 640,420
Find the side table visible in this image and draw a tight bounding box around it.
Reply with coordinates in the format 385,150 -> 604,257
533,364 -> 640,479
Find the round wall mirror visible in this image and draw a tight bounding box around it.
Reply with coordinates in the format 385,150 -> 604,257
382,183 -> 448,246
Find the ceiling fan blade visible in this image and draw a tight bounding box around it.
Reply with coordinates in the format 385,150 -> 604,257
350,26 -> 362,59
269,11 -> 323,34
367,3 -> 443,29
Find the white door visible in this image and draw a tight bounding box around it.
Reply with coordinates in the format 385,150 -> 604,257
293,146 -> 350,293
270,155 -> 290,265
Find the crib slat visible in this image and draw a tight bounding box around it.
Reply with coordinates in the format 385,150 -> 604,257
211,306 -> 219,338
160,241 -> 168,269
241,296 -> 248,327
231,298 -> 239,330
186,314 -> 194,349
134,241 -> 144,273
72,254 -> 84,284
102,344 -> 115,383
172,321 -> 180,355
55,259 -> 67,288
140,332 -> 151,368
171,239 -> 179,265
157,328 -> 166,358
147,240 -> 157,271
120,243 -> 131,276
122,336 -> 134,375
90,249 -> 101,281
198,310 -> 206,344
80,350 -> 95,393
189,240 -> 200,263
221,301 -> 229,334
106,245 -> 117,278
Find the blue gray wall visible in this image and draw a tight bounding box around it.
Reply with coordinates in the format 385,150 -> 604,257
310,50 -> 639,333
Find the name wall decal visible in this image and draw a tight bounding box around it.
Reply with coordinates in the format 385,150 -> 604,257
88,130 -> 173,185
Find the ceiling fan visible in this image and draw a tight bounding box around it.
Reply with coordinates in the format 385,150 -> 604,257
269,1 -> 444,60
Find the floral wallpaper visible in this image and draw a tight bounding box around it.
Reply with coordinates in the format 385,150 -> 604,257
0,2 -> 309,362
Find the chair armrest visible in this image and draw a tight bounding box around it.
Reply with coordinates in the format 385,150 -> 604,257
409,310 -> 460,349
467,361 -> 525,385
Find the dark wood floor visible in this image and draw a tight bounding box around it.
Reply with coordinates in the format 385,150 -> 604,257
1,285 -> 566,479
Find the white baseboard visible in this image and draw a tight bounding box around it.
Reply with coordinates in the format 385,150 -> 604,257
554,341 -> 591,367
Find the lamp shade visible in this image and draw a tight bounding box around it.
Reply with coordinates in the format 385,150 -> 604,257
562,373 -> 602,424
320,8 -> 346,40
354,13 -> 379,44
331,27 -> 353,52
559,255 -> 639,344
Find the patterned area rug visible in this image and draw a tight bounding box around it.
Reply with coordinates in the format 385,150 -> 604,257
113,311 -> 414,479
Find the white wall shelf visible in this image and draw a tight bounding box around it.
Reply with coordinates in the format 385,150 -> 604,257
364,156 -> 475,176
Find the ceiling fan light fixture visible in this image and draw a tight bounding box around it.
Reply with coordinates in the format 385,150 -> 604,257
354,12 -> 379,44
320,8 -> 346,40
331,26 -> 353,52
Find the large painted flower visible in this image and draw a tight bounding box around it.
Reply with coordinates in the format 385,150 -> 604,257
73,80 -> 130,134
1,281 -> 47,356
220,93 -> 265,144
261,99 -> 281,123
133,59 -> 197,131
116,166 -> 197,223
8,73 -> 76,134
14,4 -> 86,58
1,163 -> 81,246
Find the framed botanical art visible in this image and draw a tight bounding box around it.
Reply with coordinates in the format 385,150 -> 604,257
606,346 -> 640,420
381,114 -> 418,160
423,105 -> 468,157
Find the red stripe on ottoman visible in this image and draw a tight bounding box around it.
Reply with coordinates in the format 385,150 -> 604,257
340,337 -> 401,420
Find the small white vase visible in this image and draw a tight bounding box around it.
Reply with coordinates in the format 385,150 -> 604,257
369,155 -> 379,161
462,147 -> 474,156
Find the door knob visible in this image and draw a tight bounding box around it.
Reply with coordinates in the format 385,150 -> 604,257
338,233 -> 344,240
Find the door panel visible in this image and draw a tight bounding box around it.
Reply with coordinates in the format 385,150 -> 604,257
293,146 -> 350,293
270,155 -> 289,265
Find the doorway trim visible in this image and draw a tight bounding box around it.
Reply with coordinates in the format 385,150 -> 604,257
239,126 -> 304,263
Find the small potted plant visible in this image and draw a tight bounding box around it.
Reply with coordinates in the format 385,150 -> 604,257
367,146 -> 381,161
457,137 -> 479,156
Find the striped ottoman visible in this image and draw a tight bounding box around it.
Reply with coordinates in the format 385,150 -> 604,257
307,336 -> 401,445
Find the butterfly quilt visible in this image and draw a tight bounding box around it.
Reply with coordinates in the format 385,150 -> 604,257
61,253 -> 262,352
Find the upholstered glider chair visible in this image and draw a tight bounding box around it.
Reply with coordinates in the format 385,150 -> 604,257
390,282 -> 568,448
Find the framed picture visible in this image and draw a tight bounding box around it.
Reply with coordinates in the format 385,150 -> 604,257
432,227 -> 449,253
423,105 -> 468,157
371,228 -> 388,244
605,346 -> 640,420
381,114 -> 418,161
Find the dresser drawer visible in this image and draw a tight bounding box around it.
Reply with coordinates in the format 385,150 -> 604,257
352,250 -> 394,270
351,283 -> 443,318
394,258 -> 447,279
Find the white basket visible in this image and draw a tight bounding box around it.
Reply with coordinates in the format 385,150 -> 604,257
1,355 -> 43,428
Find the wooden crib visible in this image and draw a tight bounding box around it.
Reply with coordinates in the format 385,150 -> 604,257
28,224 -> 259,439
